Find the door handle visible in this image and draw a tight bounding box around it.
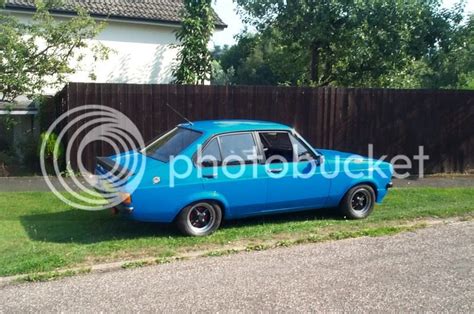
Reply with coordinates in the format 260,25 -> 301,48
268,168 -> 283,173
203,174 -> 216,179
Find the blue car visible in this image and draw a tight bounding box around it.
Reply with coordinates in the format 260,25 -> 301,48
96,120 -> 393,236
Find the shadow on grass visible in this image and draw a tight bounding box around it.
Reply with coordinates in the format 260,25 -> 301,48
20,209 -> 178,244
223,207 -> 342,229
20,207 -> 342,244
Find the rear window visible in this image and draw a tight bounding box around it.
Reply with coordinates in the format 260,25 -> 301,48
143,127 -> 201,162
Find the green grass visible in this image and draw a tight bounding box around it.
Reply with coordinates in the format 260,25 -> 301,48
15,268 -> 91,283
0,187 -> 473,277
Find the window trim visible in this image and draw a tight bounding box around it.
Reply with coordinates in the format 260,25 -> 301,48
193,129 -> 320,167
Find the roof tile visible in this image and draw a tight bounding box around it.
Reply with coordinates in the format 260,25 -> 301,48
4,0 -> 226,28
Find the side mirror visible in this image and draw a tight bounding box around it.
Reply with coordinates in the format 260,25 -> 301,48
315,154 -> 324,166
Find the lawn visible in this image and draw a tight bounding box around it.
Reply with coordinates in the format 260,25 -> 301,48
0,187 -> 473,277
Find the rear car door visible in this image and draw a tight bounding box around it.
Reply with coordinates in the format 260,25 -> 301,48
198,132 -> 268,218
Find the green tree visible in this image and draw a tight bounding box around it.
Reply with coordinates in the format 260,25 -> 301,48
210,59 -> 234,84
214,30 -> 310,85
419,13 -> 474,89
173,0 -> 215,84
0,0 -> 109,104
235,0 -> 466,87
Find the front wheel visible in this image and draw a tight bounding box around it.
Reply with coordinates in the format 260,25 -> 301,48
176,201 -> 222,236
339,184 -> 375,219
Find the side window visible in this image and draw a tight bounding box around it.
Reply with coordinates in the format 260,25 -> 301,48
259,132 -> 315,163
259,132 -> 293,163
200,138 -> 222,167
219,133 -> 258,165
289,134 -> 315,161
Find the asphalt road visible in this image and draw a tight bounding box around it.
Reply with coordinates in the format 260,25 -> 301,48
1,222 -> 473,312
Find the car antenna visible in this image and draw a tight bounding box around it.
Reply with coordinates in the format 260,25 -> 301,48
165,103 -> 193,125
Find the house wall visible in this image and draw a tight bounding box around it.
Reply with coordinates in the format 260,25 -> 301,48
11,12 -> 182,95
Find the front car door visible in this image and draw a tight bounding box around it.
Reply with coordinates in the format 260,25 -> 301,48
197,132 -> 268,218
259,131 -> 331,212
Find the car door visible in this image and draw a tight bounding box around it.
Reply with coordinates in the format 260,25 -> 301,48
198,132 -> 268,218
260,131 -> 330,212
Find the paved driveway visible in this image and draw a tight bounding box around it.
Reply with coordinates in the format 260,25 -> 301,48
1,221 -> 472,312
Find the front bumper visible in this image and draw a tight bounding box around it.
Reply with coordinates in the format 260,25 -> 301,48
386,182 -> 393,189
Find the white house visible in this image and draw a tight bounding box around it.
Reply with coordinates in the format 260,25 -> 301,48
0,0 -> 226,168
3,0 -> 227,94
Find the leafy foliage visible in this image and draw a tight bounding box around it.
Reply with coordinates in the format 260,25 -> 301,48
224,0 -> 471,88
173,0 -> 215,84
212,30 -> 308,85
38,131 -> 64,173
418,13 -> 474,88
0,0 -> 109,103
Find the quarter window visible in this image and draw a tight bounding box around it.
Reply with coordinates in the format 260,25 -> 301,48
200,138 -> 222,167
289,134 -> 315,161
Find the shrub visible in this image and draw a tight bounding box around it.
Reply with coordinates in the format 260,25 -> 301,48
38,131 -> 64,174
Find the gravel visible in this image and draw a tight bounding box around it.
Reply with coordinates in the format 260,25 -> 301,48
1,221 -> 473,312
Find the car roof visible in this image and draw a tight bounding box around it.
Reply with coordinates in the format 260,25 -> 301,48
178,120 -> 292,134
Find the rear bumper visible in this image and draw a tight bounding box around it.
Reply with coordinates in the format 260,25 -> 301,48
112,203 -> 134,214
92,175 -> 134,214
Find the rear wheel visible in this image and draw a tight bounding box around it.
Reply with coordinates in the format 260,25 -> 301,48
339,184 -> 375,219
176,201 -> 222,236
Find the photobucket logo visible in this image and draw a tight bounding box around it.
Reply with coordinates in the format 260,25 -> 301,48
40,105 -> 146,210
168,143 -> 429,186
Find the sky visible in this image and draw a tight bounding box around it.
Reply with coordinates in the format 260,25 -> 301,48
211,0 -> 474,47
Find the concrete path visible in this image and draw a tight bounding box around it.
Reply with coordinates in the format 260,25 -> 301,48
0,175 -> 473,192
392,175 -> 474,188
1,221 -> 472,312
0,176 -> 89,192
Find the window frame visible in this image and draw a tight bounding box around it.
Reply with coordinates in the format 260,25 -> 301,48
194,129 -> 319,167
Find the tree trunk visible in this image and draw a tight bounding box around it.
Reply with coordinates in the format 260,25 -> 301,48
310,44 -> 320,83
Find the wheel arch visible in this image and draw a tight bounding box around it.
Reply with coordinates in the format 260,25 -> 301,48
354,181 -> 378,199
338,180 -> 378,206
172,192 -> 229,221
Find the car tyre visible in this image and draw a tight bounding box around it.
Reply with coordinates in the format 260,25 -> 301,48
339,184 -> 375,219
176,201 -> 222,236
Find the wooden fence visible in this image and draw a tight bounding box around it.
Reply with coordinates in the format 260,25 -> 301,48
51,83 -> 474,173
